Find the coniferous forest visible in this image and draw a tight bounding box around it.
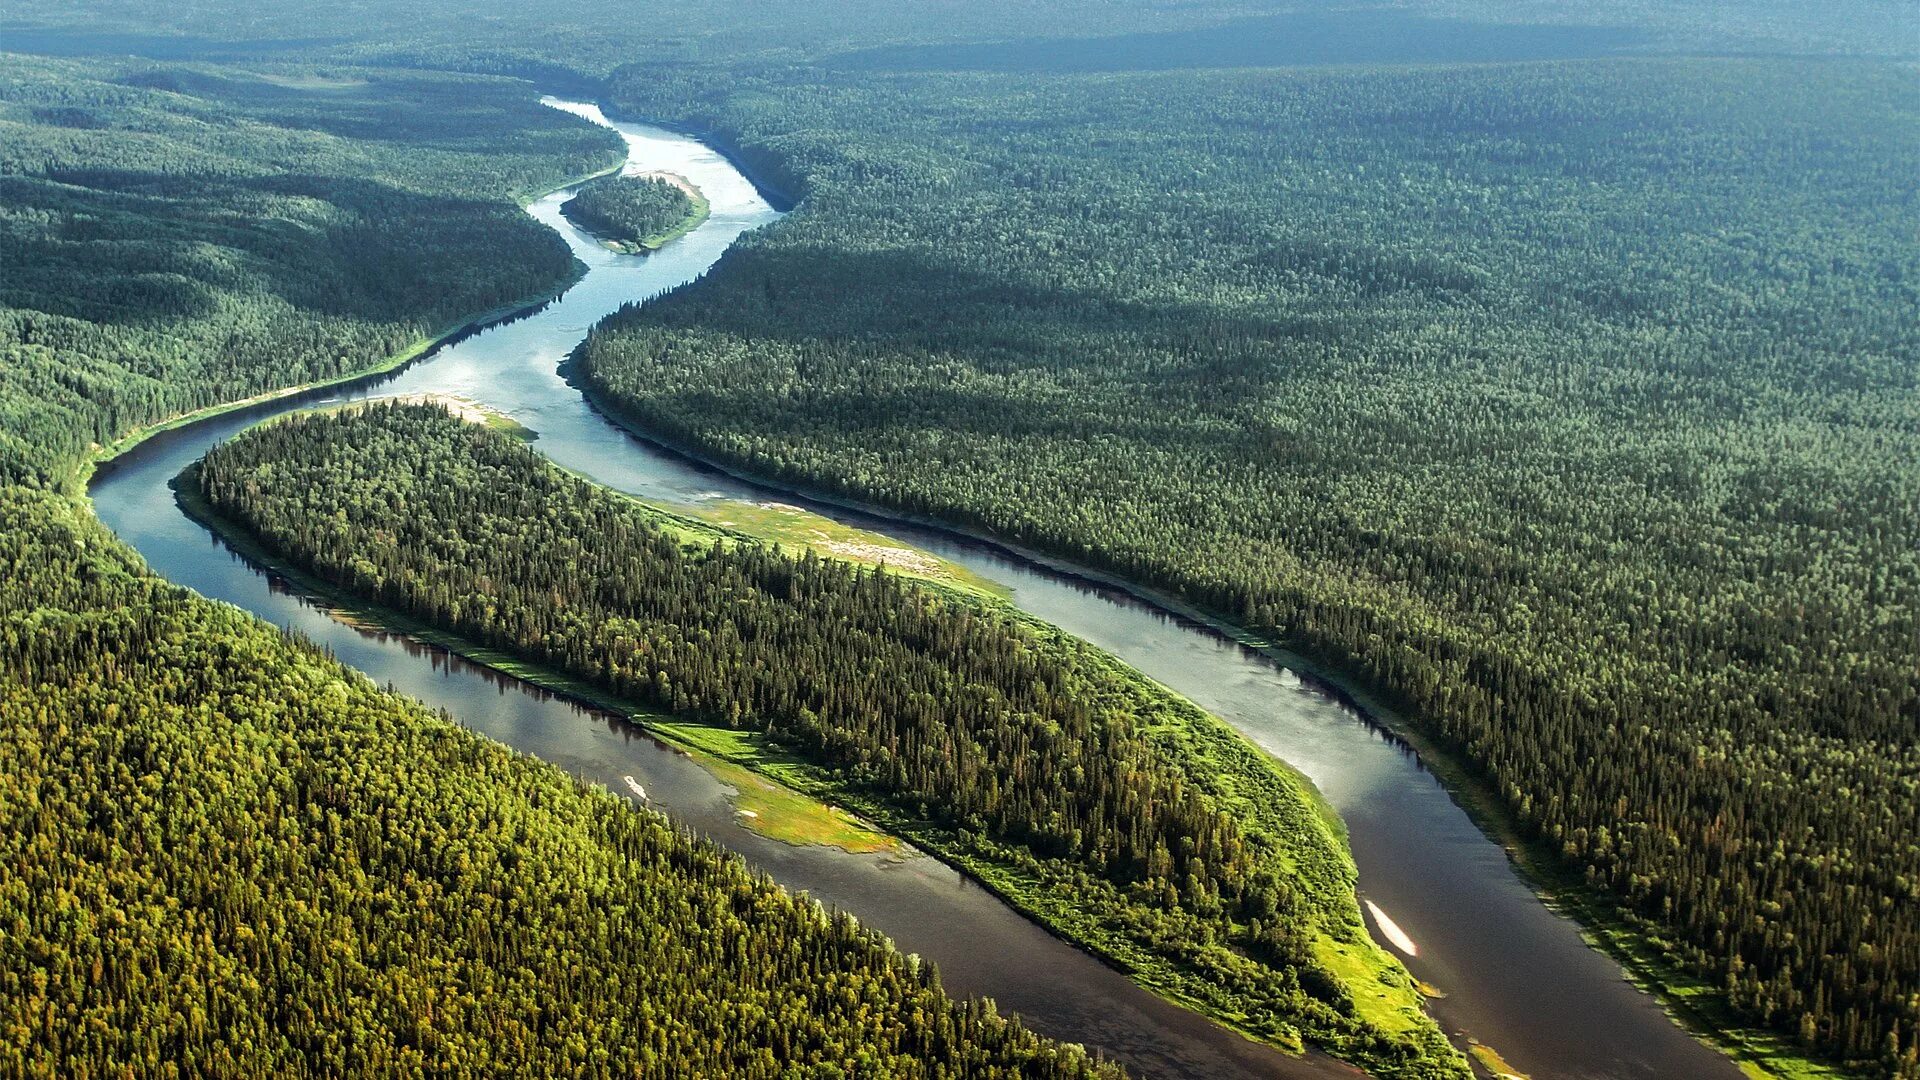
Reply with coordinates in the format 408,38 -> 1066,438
0,487 -> 1114,1079
0,56 -> 621,485
189,401 -> 1465,1078
0,54 -> 1126,1078
580,56 -> 1920,1071
2,0 -> 1915,1075
562,173 -> 706,252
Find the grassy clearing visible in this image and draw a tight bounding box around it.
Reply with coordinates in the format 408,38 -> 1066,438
1467,1040 -> 1530,1079
692,497 -> 1010,597
1312,935 -> 1430,1037
479,409 -> 537,441
652,722 -> 898,853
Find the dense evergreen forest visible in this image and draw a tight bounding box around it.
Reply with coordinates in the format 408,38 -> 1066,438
0,56 -> 621,485
9,0 -> 1911,73
0,489 -> 1119,1079
189,402 -> 1468,1078
577,56 -> 1920,1073
0,56 -> 1124,1076
562,172 -> 706,252
4,0 -> 1915,1074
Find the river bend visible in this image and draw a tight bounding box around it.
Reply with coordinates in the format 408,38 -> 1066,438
88,98 -> 1738,1080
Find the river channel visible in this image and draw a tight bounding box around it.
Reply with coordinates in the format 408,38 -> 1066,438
88,98 -> 1740,1080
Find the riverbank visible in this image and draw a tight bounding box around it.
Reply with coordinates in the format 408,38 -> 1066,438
67,147 -> 627,500
589,97 -> 803,213
84,90 -> 1799,1080
173,406 -> 1455,1075
561,170 -> 712,253
172,468 -> 901,857
562,361 -> 1839,1080
81,98 -> 1372,1080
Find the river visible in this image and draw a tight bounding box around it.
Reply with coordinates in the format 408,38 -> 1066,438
88,98 -> 1740,1080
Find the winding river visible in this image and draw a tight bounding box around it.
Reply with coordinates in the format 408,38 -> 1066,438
89,99 -> 1741,1080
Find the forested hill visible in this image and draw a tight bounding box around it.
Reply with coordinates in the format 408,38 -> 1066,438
583,56 -> 1920,1073
189,402 -> 1468,1078
1,0 -> 1914,1075
7,0 -> 1913,74
0,489 -> 1117,1078
0,56 -> 620,485
0,57 -> 1120,1076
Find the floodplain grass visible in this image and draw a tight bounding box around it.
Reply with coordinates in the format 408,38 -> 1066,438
182,404 -> 1469,1075
692,496 -> 1011,597
650,721 -> 900,853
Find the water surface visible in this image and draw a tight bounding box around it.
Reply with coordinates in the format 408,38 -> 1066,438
90,99 -> 1739,1080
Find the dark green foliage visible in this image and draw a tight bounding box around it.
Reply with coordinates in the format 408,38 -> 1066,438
1,0 -> 1910,1071
191,402 -> 1469,1078
581,57 -> 1920,1072
0,55 -> 621,485
0,55 -> 1122,1078
8,0 -> 1910,70
0,488 -> 1118,1079
562,173 -> 701,251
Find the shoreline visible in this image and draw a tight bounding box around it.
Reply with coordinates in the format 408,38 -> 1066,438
72,146 -> 627,499
168,403 -> 1443,1068
68,89 -> 1374,1080
169,468 -> 899,858
76,87 -> 1831,1080
169,449 -> 1389,1078
587,96 -> 803,213
560,363 -> 1839,1080
558,169 -> 713,254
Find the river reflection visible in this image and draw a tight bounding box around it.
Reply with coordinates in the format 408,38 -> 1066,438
89,99 -> 1738,1080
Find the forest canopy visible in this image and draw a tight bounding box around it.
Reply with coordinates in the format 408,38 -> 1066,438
0,55 -> 1123,1077
0,55 -> 621,485
187,401 -> 1468,1078
0,486 -> 1118,1079
580,54 -> 1920,1073
562,172 -> 707,252
1,1 -> 1915,1075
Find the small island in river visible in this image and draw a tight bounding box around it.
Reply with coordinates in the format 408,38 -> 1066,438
561,170 -> 709,253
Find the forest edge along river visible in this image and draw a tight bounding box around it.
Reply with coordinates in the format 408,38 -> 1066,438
85,97 -> 1743,1080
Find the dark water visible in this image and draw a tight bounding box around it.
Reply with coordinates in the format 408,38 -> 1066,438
89,100 -> 1738,1080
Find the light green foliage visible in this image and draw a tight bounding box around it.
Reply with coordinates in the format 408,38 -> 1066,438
191,402 -> 1468,1078
0,54 -> 1118,1079
580,56 -> 1920,1074
0,55 -> 622,485
0,489 -> 1115,1078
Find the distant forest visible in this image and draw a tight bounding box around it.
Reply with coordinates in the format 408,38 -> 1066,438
583,56 -> 1920,1071
0,0 -> 1914,1075
0,57 -> 620,484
